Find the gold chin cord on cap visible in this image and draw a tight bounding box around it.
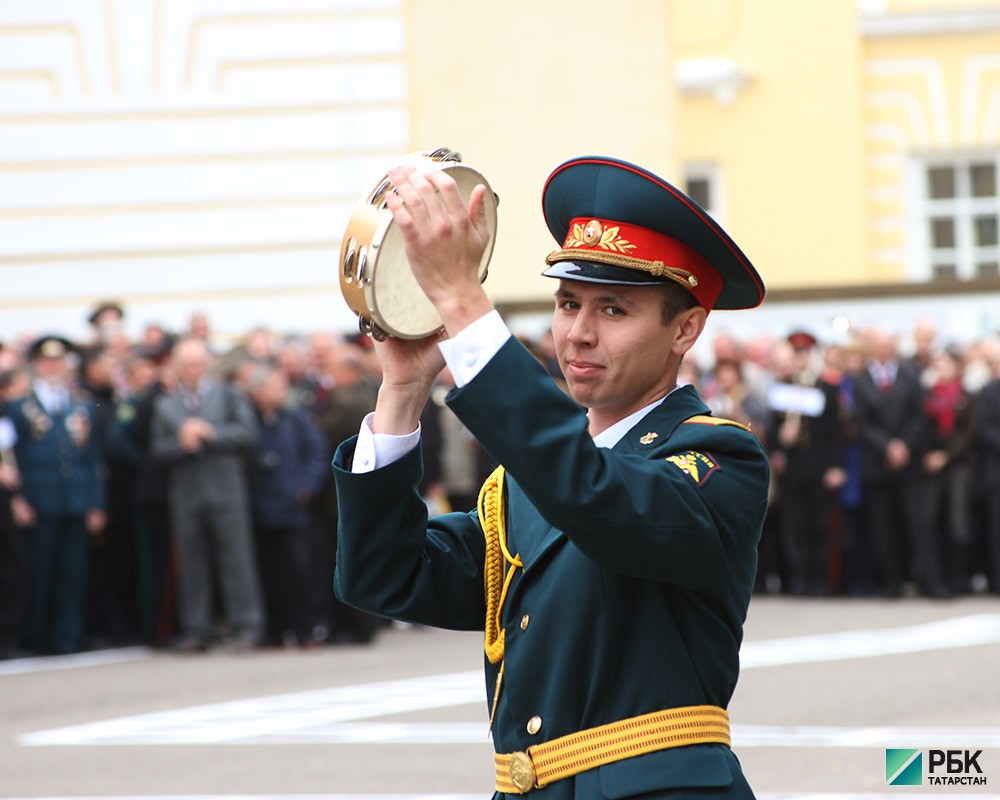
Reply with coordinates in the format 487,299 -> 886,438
545,249 -> 700,290
479,465 -> 520,731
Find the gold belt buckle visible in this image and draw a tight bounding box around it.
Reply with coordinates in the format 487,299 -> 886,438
508,751 -> 536,793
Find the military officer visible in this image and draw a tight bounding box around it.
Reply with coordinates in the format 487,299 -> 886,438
332,156 -> 768,798
5,336 -> 106,654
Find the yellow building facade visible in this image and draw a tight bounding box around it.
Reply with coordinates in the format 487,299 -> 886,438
1,1 -> 998,343
405,0 -> 1000,343
672,0 -> 1000,292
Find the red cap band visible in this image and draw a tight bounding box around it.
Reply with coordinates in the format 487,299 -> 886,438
559,217 -> 723,309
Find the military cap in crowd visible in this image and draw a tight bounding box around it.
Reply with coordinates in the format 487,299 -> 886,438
787,331 -> 818,351
27,335 -> 77,361
87,301 -> 125,327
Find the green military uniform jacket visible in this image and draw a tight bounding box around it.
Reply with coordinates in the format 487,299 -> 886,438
333,338 -> 769,799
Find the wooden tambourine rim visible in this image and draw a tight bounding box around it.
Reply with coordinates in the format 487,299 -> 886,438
339,155 -> 498,340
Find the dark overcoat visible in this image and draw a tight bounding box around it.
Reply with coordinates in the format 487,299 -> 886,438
7,390 -> 104,516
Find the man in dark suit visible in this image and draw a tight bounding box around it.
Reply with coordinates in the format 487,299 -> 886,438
151,337 -> 263,651
0,368 -> 30,659
332,156 -> 769,798
311,342 -> 381,644
854,328 -> 944,597
768,332 -> 846,595
976,371 -> 1000,593
245,364 -> 329,647
4,336 -> 106,654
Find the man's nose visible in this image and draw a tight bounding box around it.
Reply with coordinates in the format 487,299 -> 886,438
567,309 -> 597,344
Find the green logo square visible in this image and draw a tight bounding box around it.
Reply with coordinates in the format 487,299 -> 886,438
886,749 -> 922,785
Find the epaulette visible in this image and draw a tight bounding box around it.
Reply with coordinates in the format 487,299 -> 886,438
682,414 -> 752,433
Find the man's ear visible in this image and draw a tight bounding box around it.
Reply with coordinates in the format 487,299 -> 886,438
670,306 -> 708,357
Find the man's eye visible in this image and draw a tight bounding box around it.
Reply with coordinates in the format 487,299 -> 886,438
604,306 -> 625,317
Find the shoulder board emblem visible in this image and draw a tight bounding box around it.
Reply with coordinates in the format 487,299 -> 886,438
683,414 -> 751,433
665,451 -> 720,486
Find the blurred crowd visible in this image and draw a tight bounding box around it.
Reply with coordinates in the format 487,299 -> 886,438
1,301 -> 999,659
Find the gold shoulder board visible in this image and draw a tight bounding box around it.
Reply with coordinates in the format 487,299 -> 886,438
683,414 -> 751,433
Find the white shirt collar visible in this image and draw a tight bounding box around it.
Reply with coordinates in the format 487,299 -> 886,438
33,379 -> 68,414
591,389 -> 675,449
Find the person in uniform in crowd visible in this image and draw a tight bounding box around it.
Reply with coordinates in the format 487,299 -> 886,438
331,156 -> 769,798
767,331 -> 845,596
87,301 -> 126,345
4,336 -> 107,654
854,328 -> 946,597
921,346 -> 977,595
150,337 -> 264,652
86,301 -> 132,370
975,352 -> 1000,594
245,364 -> 329,647
311,342 -> 381,644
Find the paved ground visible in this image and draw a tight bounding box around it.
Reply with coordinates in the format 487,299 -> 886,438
1,595 -> 999,799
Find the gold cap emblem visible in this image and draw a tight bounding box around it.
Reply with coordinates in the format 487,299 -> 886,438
582,219 -> 604,245
40,339 -> 67,358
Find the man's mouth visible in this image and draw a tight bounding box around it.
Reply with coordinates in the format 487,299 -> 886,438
565,360 -> 603,379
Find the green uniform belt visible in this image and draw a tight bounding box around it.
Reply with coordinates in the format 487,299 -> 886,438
494,704 -> 730,794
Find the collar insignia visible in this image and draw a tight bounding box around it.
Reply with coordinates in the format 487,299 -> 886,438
639,432 -> 659,445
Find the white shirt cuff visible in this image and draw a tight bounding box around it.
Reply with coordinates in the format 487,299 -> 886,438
351,412 -> 421,474
437,309 -> 511,388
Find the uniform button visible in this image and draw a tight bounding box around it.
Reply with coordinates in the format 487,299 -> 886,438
462,352 -> 477,367
526,715 -> 542,735
520,614 -> 530,631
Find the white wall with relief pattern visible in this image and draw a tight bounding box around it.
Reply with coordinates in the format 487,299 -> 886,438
0,0 -> 407,344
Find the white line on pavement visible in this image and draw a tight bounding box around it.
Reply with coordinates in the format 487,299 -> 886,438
740,613 -> 1000,668
14,613 -> 1000,747
0,646 -> 150,676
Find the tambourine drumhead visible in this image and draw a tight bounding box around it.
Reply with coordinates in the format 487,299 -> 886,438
339,151 -> 498,340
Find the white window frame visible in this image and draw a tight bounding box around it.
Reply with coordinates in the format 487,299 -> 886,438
910,153 -> 1000,282
683,162 -> 726,228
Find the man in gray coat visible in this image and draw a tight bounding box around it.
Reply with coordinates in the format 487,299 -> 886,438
152,337 -> 263,651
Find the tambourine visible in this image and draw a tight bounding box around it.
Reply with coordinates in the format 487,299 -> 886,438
338,147 -> 499,340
